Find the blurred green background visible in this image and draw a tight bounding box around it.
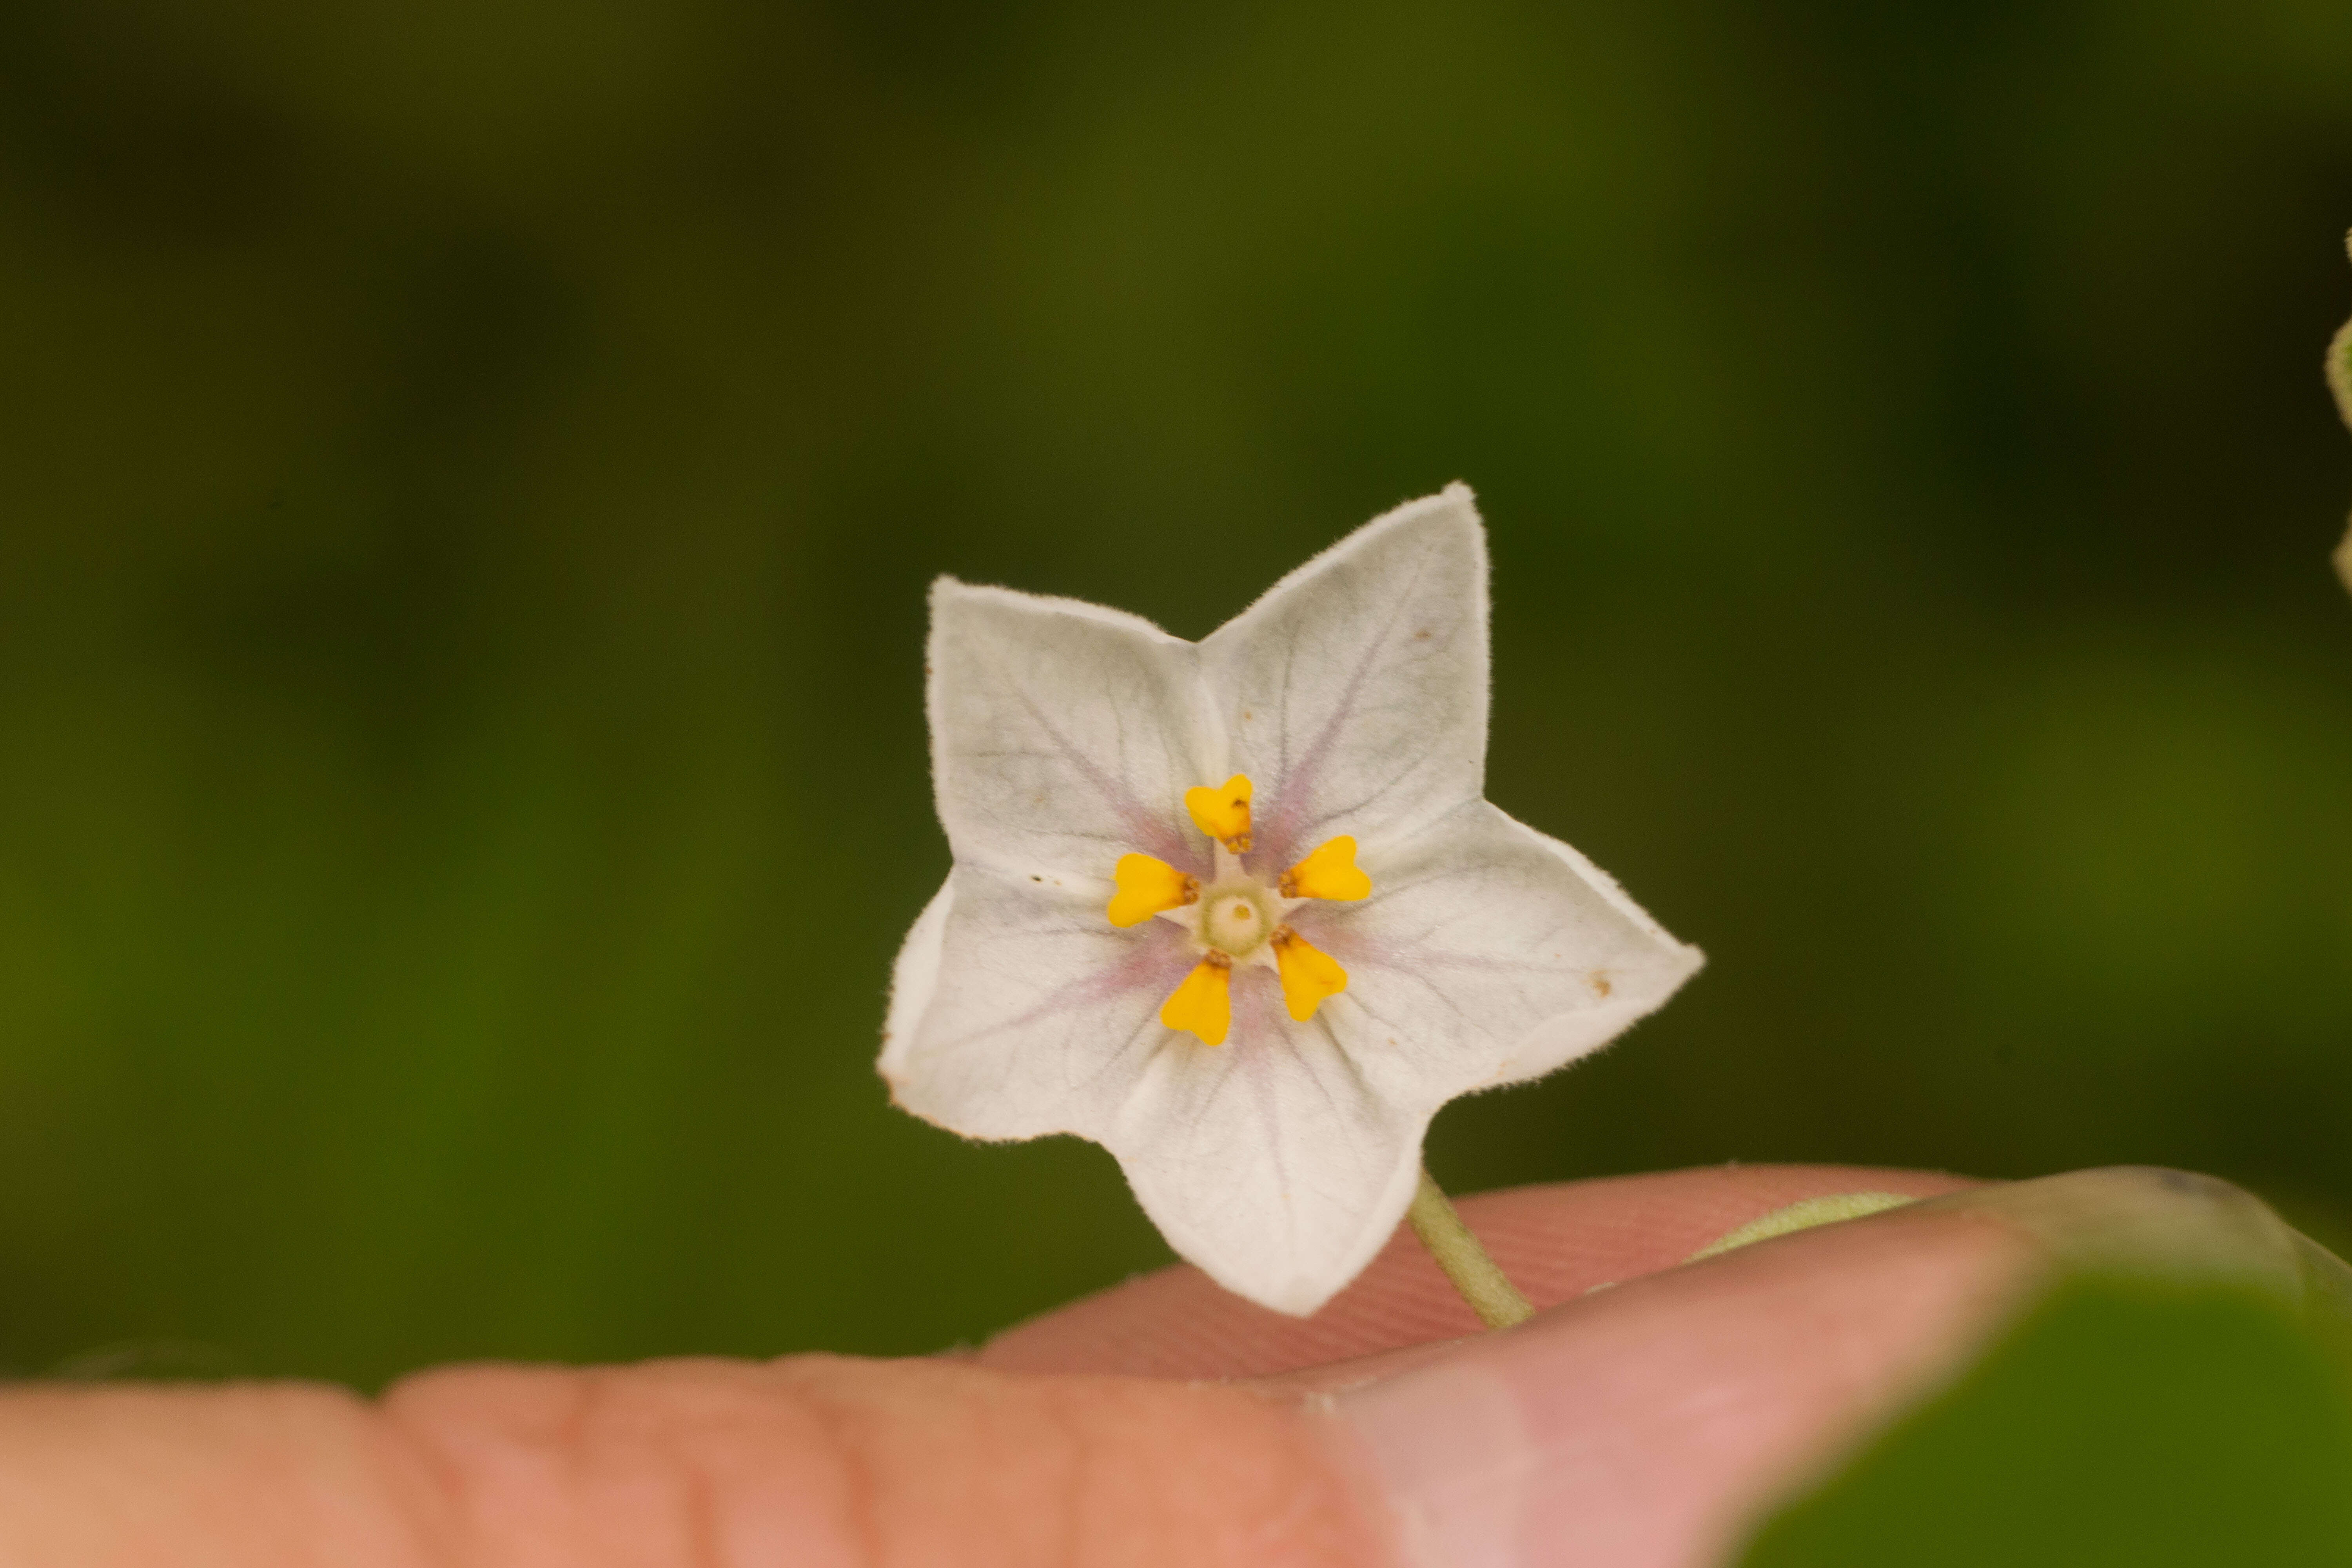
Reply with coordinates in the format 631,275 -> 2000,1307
3,0 -> 2352,1389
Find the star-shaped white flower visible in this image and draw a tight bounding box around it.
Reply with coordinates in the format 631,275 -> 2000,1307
881,485 -> 1703,1316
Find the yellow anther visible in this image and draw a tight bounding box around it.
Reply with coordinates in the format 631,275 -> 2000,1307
1108,853 -> 1198,928
1160,955 -> 1232,1045
1280,836 -> 1371,901
1272,928 -> 1347,1022
1184,774 -> 1254,852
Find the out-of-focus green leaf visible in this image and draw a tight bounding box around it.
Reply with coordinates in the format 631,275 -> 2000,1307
1738,1277 -> 2352,1567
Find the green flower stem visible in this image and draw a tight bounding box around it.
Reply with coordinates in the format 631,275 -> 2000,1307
1408,1165 -> 1536,1329
1683,1191 -> 1915,1262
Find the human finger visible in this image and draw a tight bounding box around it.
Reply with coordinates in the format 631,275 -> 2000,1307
0,1170 -> 1989,1568
0,1167 -> 2314,1568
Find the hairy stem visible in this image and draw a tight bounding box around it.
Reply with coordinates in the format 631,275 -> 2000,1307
1407,1165 -> 1536,1329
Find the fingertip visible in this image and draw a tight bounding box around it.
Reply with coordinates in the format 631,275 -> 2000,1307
981,1165 -> 1980,1379
1329,1199 -> 2031,1568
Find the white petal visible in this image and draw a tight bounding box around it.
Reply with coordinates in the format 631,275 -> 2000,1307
878,875 -> 953,1085
928,577 -> 1221,877
1201,484 -> 1488,870
1490,819 -> 1707,1084
1284,800 -> 1704,1100
1107,973 -> 1430,1316
884,860 -> 1197,1141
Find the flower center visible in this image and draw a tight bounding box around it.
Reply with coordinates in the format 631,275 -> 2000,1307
1201,888 -> 1271,956
1101,772 -> 1376,1046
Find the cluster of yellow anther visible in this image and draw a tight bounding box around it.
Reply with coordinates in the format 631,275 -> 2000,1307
1107,773 -> 1370,1046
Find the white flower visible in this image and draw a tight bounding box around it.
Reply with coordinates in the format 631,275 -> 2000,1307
880,484 -> 1703,1316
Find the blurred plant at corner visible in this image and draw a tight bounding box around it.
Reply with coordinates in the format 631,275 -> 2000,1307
3,0 -> 2352,1388
2327,232 -> 2352,594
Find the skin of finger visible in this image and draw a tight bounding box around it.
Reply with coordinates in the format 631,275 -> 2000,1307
379,1355 -> 1388,1568
0,1361 -> 1388,1568
980,1165 -> 1980,1379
